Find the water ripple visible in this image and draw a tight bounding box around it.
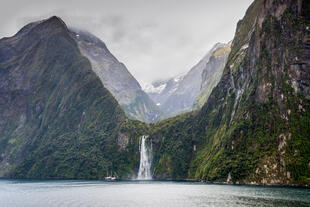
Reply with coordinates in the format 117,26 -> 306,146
0,180 -> 309,207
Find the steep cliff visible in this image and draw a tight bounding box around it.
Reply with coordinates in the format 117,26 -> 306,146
150,0 -> 310,186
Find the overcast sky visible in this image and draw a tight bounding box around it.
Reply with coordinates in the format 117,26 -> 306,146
1,0 -> 253,85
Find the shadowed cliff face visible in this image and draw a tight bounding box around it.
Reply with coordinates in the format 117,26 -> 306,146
149,0 -> 310,186
69,29 -> 161,123
0,16 -> 140,179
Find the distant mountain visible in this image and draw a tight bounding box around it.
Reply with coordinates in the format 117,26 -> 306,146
143,73 -> 187,116
144,43 -> 230,118
194,42 -> 231,108
0,16 -> 142,179
70,28 -> 161,123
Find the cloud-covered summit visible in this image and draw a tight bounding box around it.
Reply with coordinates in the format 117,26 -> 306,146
0,0 -> 253,84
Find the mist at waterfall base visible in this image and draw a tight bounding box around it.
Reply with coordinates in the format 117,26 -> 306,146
137,135 -> 152,180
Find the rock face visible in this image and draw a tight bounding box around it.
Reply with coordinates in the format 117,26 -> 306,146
144,43 -> 229,119
69,29 -> 161,123
150,0 -> 310,186
194,43 -> 231,108
196,0 -> 310,186
0,16 -> 139,179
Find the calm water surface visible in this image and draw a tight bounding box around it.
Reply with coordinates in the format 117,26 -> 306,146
0,179 -> 309,207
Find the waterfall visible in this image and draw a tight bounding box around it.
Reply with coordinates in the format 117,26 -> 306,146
137,135 -> 152,180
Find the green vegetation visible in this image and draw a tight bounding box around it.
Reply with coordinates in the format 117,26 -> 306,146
145,0 -> 310,186
0,17 -> 143,179
1,0 -> 309,186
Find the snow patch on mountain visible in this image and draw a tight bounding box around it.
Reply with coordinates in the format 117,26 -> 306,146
174,74 -> 184,82
143,83 -> 167,94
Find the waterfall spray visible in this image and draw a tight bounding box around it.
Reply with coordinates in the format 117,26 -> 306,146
137,135 -> 152,180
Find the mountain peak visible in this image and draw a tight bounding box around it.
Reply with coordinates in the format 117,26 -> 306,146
45,16 -> 65,24
47,15 -> 62,21
12,16 -> 68,40
40,16 -> 68,31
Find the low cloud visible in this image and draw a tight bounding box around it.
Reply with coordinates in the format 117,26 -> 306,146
1,0 -> 254,84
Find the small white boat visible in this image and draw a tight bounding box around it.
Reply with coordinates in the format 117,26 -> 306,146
105,176 -> 117,181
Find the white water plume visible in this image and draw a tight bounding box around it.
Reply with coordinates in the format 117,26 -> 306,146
137,135 -> 152,180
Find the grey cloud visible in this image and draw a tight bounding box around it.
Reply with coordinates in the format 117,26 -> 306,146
1,0 -> 254,84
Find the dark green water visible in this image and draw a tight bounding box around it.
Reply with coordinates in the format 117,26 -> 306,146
0,179 -> 309,207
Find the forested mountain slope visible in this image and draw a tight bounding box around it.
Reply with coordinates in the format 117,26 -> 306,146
149,0 -> 310,186
0,0 -> 309,187
0,16 -> 143,179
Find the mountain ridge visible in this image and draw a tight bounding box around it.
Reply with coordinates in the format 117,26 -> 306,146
69,27 -> 161,123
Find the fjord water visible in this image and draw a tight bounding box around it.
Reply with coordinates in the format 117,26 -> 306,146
137,135 -> 152,180
0,180 -> 309,207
